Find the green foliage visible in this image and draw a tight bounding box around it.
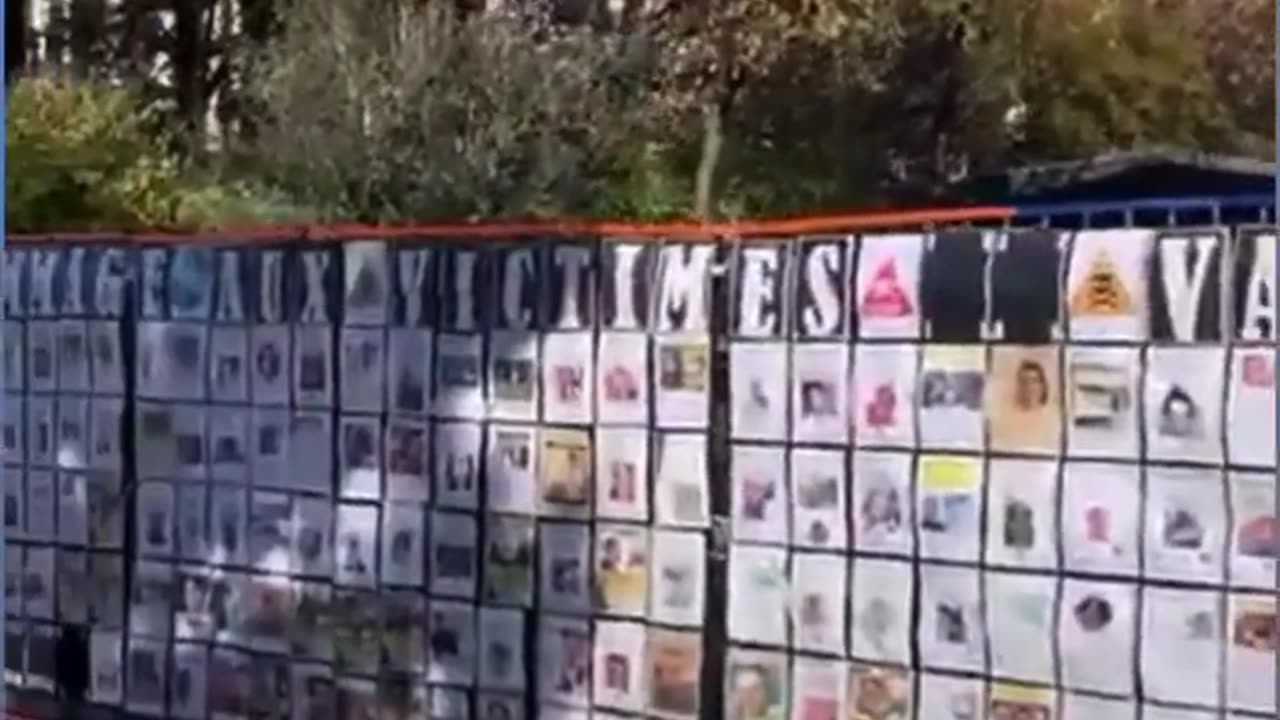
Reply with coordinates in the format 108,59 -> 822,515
6,76 -> 310,232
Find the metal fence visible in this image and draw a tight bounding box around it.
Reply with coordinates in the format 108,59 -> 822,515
2,196 -> 1275,720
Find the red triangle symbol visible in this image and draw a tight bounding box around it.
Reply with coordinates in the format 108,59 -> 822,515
861,260 -> 913,317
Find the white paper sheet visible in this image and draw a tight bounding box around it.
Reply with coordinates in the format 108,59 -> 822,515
489,330 -> 540,421
790,447 -> 847,551
483,514 -> 535,607
388,328 -> 432,415
338,415 -> 382,500
851,344 -> 918,448
594,427 -> 650,522
848,557 -> 913,666
1061,693 -> 1135,720
90,630 -> 124,704
339,326 -> 386,412
850,450 -> 914,557
984,458 -> 1058,570
918,344 -> 985,451
169,642 -> 208,720
427,599 -> 478,686
385,417 -> 430,502
1226,346 -> 1276,467
435,421 -> 483,510
650,528 -> 706,627
654,432 -> 709,528
434,332 -> 486,419
1144,465 -> 1227,583
136,480 -> 175,557
287,411 -> 331,494
789,551 -> 846,655
1064,345 -> 1140,458
478,606 -> 527,692
538,615 -> 592,708
1140,585 -> 1222,707
292,324 -> 333,408
542,331 -> 595,424
790,342 -> 849,443
916,672 -> 981,720
730,444 -> 789,545
539,427 -> 593,518
654,334 -> 710,428
917,563 -> 984,674
1062,461 -> 1141,576
597,332 -> 650,425
290,495 -> 332,577
593,523 -> 649,617
1058,577 -> 1136,696
540,520 -> 591,614
592,619 -> 648,712
985,571 -> 1056,684
730,342 -> 789,441
1228,470 -> 1277,589
724,647 -> 788,720
789,655 -> 846,720
380,501 -> 425,586
728,543 -> 789,647
1143,345 -> 1226,464
916,455 -> 981,563
334,502 -> 378,588
125,637 -> 168,716
1225,592 -> 1276,713
430,510 -> 478,599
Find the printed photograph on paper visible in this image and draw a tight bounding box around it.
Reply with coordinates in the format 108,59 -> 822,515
340,326 -> 387,412
918,344 -> 985,451
595,427 -> 649,522
290,581 -> 334,661
1058,577 -> 1136,696
789,655 -> 846,720
725,648 -> 788,720
383,590 -> 427,674
483,514 -> 535,607
851,344 -> 917,448
730,342 -> 789,441
332,588 -> 381,675
208,326 -> 249,403
988,683 -> 1055,720
1228,471 -> 1278,589
478,606 -> 526,692
388,328 -> 432,415
434,332 -> 485,419
247,491 -> 292,572
169,642 -> 208,720
1062,461 -> 1140,576
1140,586 -> 1222,707
290,495 -> 333,577
593,619 -> 648,713
385,418 -> 429,502
293,324 -> 334,408
649,528 -> 706,628
916,455 -> 980,563
647,628 -> 702,720
487,424 -> 535,514
848,557 -> 913,667
287,411 -> 332,494
986,345 -> 1061,454
1144,345 -> 1225,464
917,563 -> 984,674
984,458 -> 1058,570
790,342 -> 848,444
1144,466 -> 1226,584
539,427 -> 592,515
380,501 -> 425,587
790,447 -> 846,550
847,664 -> 911,720
727,543 -> 788,647
430,510 -> 478,599
654,334 -> 710,428
597,331 -> 649,425
1226,346 -> 1275,467
489,331 -> 539,421
542,331 -> 594,424
790,551 -> 846,655
539,520 -> 591,614
339,415 -> 382,500
1226,592 -> 1277,713
125,637 -> 168,716
1063,345 -> 1139,459
731,444 -> 789,545
436,421 -> 483,510
537,615 -> 592,708
985,571 -> 1056,685
593,523 -> 649,616
850,451 -> 913,557
334,502 -> 378,588
654,432 -> 709,528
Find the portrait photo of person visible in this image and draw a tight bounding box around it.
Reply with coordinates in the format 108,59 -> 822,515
1012,360 -> 1049,412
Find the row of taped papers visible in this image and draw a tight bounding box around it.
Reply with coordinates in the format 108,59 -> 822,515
726,656 -> 1276,720
730,229 -> 1276,343
2,319 -> 126,395
725,547 -> 1277,712
4,469 -> 125,550
730,342 -> 1275,466
81,621 -> 704,719
133,320 -> 709,426
730,449 -> 1276,585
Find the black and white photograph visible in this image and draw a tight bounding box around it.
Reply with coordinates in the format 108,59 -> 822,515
294,324 -> 334,407
125,637 -> 168,716
341,326 -> 387,412
129,560 -> 175,639
288,411 -> 332,494
478,606 -> 527,692
434,332 -> 485,419
382,589 -> 427,673
209,326 -> 249,402
539,520 -> 591,615
380,501 -> 425,587
136,480 -> 175,557
489,332 -> 540,421
427,599 -> 478,686
385,419 -> 429,502
211,484 -> 248,566
248,490 -> 293,572
250,324 -> 291,405
435,421 -> 483,510
486,424 -> 535,514
169,642 -> 209,720
339,415 -> 382,500
431,510 -> 478,598
335,502 -> 379,588
209,407 -> 249,482
290,494 -> 333,577
389,328 -> 433,414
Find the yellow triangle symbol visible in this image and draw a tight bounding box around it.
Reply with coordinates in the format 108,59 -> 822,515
1070,251 -> 1133,315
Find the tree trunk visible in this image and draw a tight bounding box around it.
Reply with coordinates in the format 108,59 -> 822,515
693,101 -> 724,220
